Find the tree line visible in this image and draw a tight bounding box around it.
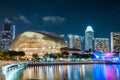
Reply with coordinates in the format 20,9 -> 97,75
0,50 -> 25,60
32,52 -> 93,61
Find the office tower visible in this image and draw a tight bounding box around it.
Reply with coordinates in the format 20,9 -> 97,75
85,26 -> 94,50
111,32 -> 120,53
68,34 -> 80,49
65,40 -> 68,47
1,18 -> 15,50
80,36 -> 84,50
68,34 -> 74,48
74,35 -> 80,49
94,38 -> 109,52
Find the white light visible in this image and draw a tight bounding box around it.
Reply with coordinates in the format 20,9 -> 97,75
85,26 -> 94,32
74,35 -> 79,38
68,34 -> 73,38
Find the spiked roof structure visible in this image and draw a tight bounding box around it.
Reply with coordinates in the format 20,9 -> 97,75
5,18 -> 11,24
85,26 -> 94,32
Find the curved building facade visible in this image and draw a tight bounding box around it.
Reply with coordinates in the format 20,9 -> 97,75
9,31 -> 66,58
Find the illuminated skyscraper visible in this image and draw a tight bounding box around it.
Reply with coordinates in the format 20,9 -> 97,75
1,18 -> 15,50
94,38 -> 109,52
111,32 -> 120,53
80,36 -> 84,50
85,26 -> 94,50
68,34 -> 74,48
74,35 -> 80,49
68,34 -> 80,49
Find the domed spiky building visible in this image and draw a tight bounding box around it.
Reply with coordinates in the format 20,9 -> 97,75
9,31 -> 66,58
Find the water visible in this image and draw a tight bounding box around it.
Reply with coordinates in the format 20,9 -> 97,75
5,64 -> 120,80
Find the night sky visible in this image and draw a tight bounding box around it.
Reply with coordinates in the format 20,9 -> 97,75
0,0 -> 120,38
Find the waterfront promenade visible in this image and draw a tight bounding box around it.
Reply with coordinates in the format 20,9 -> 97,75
0,61 -> 19,67
27,60 -> 120,66
1,60 -> 120,67
0,60 -> 22,80
0,60 -> 12,80
27,61 -> 105,66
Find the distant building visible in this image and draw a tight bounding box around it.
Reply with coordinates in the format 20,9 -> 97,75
85,26 -> 94,50
68,34 -> 80,49
59,34 -> 65,38
68,34 -> 74,48
73,35 -> 80,49
1,18 -> 15,50
60,47 -> 82,54
111,32 -> 120,53
59,34 -> 67,47
65,40 -> 68,47
79,36 -> 84,50
94,38 -> 109,52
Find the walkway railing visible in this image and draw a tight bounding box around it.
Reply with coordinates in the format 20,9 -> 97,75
0,61 -> 27,80
27,61 -> 107,66
27,60 -> 120,66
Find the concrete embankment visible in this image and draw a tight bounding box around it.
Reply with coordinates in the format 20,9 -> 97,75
27,61 -> 120,66
0,66 -> 5,80
0,61 -> 25,80
27,61 -> 106,66
0,61 -> 8,80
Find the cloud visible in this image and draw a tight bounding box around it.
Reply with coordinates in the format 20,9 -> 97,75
14,15 -> 31,24
42,16 -> 65,23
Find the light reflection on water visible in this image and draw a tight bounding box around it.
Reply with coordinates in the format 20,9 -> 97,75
6,64 -> 120,80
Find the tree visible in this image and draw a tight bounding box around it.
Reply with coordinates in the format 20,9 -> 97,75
17,51 -> 25,57
80,54 -> 91,59
0,50 -> 4,60
32,53 -> 39,61
8,51 -> 18,60
3,51 -> 11,60
89,48 -> 92,52
56,53 -> 62,58
43,53 -> 49,58
49,53 -> 57,59
0,50 -> 25,60
72,53 -> 79,58
17,51 -> 25,60
62,52 -> 69,58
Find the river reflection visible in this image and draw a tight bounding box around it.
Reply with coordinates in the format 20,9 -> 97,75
7,64 -> 120,80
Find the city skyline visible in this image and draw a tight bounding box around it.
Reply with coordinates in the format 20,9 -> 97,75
0,0 -> 120,38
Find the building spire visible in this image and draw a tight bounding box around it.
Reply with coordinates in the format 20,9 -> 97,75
5,17 -> 11,24
85,26 -> 94,32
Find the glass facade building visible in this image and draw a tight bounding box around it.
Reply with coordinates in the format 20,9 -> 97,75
80,36 -> 84,50
1,18 -> 15,50
73,35 -> 80,49
94,38 -> 109,52
111,32 -> 120,53
9,31 -> 66,58
85,26 -> 94,50
68,34 -> 81,49
68,34 -> 74,48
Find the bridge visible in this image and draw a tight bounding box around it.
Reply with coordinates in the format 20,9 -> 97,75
0,61 -> 26,80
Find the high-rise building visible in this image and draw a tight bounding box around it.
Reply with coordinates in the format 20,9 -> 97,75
1,18 -> 15,50
74,35 -> 80,49
79,36 -> 84,50
68,34 -> 80,49
111,32 -> 120,53
65,40 -> 68,47
68,34 -> 74,48
94,38 -> 109,52
85,26 -> 94,50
